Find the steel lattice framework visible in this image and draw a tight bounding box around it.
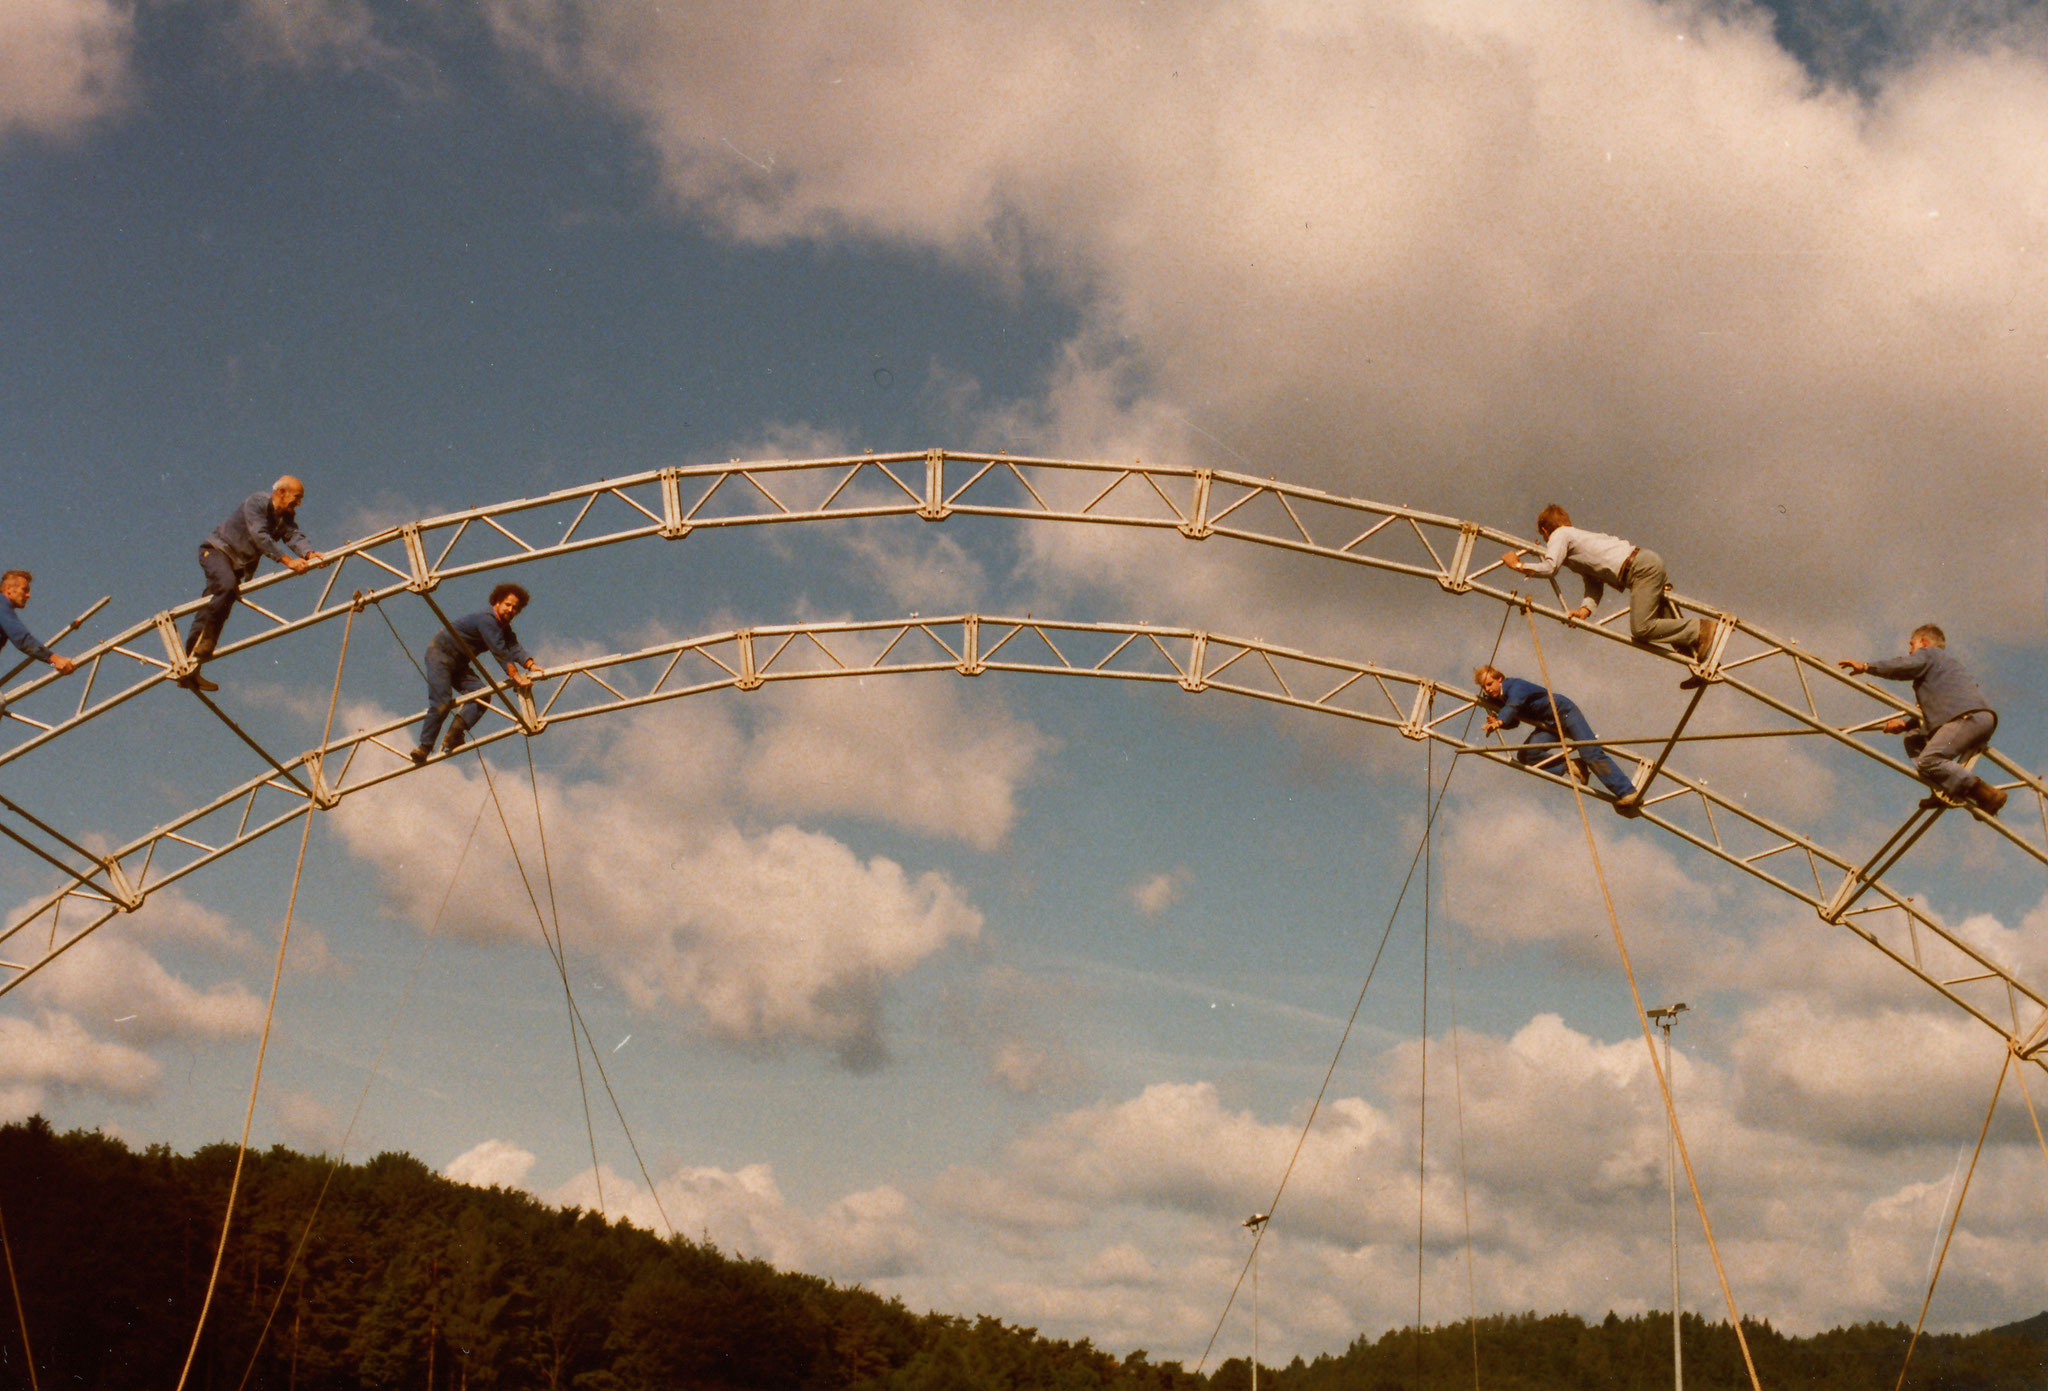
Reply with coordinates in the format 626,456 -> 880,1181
1,451 -> 2042,1069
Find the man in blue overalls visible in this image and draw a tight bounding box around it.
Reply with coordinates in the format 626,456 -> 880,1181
178,477 -> 324,692
1475,665 -> 1638,805
412,583 -> 545,763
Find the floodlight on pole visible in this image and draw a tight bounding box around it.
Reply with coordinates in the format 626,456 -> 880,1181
1646,1003 -> 1690,1391
1243,1213 -> 1270,1391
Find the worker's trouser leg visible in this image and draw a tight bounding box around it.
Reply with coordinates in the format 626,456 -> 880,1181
1516,717 -> 1636,799
1625,549 -> 1699,650
417,656 -> 484,750
183,545 -> 242,658
1904,711 -> 1996,799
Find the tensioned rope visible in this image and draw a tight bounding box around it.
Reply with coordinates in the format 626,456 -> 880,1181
1445,874 -> 1481,1391
372,596 -> 673,1235
512,738 -> 676,1239
1415,737 -> 1434,1391
465,736 -> 677,1238
376,594 -> 617,1215
472,741 -> 609,1211
234,790 -> 490,1391
0,1199 -> 36,1391
1194,604 -> 1513,1376
1892,1050 -> 2010,1391
1522,608 -> 1764,1391
173,604 -> 359,1391
2015,1059 -> 2048,1176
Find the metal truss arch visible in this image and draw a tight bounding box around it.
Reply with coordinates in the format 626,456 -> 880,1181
0,453 -> 2042,1066
1,608 -> 2043,1073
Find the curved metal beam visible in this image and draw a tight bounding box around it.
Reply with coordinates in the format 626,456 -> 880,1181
2,612 -> 2041,1072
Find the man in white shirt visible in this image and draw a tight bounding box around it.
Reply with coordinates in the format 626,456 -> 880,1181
1502,504 -> 1703,667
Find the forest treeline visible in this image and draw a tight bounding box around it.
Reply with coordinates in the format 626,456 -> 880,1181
0,1118 -> 2040,1390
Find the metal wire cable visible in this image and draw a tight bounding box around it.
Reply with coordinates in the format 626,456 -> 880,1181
1195,604 -> 1513,1376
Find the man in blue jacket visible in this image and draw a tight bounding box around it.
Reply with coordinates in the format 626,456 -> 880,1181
1,571 -> 78,677
178,477 -> 325,692
1838,625 -> 2005,815
1475,665 -> 1638,805
412,583 -> 545,763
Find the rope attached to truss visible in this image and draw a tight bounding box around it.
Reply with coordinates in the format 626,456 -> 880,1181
371,596 -> 673,1234
173,606 -> 358,1391
1194,605 -> 1513,1377
1522,608 -> 1765,1391
1892,1049 -> 2010,1391
472,748 -> 608,1212
0,1199 -> 36,1391
233,791 -> 490,1391
1415,738 -> 1434,1390
1444,822 -> 1482,1391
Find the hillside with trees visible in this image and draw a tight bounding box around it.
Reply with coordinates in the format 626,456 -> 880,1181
0,1119 -> 2039,1390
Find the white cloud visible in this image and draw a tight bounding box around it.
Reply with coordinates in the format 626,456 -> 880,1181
330,683 -> 1034,1065
922,1011 -> 2048,1352
485,0 -> 2048,650
742,677 -> 1051,852
0,0 -> 133,142
0,1011 -> 158,1118
24,931 -> 266,1044
549,1159 -> 923,1280
445,1137 -> 538,1189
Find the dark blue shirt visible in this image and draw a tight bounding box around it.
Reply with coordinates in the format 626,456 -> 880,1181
427,609 -> 534,670
204,491 -> 312,575
1490,676 -> 1582,732
0,597 -> 52,663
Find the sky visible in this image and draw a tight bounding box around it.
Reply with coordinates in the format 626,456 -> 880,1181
3,0 -> 2048,1368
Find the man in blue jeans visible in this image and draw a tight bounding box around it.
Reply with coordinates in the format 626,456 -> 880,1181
412,583 -> 544,764
178,477 -> 324,692
1475,665 -> 1638,807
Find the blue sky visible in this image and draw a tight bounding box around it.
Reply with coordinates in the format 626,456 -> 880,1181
3,0 -> 2047,1366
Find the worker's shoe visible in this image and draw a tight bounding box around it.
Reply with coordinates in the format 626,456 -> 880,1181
1970,781 -> 2008,817
441,724 -> 467,754
1613,791 -> 1644,817
409,744 -> 432,766
1917,794 -> 1956,811
175,669 -> 220,693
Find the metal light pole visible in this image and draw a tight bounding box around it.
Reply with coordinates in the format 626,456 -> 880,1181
1646,1003 -> 1690,1391
1242,1212 -> 1270,1391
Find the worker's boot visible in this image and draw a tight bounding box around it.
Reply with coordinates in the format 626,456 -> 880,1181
441,722 -> 468,754
1971,780 -> 2008,817
176,633 -> 220,693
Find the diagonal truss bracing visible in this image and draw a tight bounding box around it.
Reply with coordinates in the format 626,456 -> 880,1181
1,612 -> 2043,1073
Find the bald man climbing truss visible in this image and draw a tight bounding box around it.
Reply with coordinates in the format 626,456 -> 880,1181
177,476 -> 325,692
